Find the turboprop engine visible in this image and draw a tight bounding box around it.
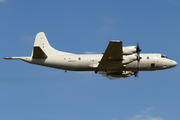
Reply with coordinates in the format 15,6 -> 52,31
122,54 -> 137,64
122,46 -> 136,55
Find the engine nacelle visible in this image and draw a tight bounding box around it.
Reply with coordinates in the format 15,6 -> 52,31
122,46 -> 136,55
122,54 -> 137,64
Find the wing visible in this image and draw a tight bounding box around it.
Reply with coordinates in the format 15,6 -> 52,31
98,41 -> 124,71
99,71 -> 122,80
99,71 -> 135,80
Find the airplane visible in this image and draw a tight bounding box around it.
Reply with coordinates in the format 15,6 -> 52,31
4,32 -> 177,81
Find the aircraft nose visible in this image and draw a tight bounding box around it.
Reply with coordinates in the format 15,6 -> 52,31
171,60 -> 177,67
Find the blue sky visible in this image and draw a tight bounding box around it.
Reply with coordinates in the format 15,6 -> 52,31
1,0 -> 180,120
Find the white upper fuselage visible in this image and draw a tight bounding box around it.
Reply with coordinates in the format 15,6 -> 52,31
21,53 -> 177,72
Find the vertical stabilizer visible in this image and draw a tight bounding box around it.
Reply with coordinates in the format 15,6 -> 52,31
32,32 -> 73,58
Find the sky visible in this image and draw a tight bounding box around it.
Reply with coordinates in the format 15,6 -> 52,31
0,0 -> 180,120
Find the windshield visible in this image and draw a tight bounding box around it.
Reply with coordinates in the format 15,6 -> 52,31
161,54 -> 168,58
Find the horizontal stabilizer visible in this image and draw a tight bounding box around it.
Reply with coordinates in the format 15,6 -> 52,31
32,47 -> 48,59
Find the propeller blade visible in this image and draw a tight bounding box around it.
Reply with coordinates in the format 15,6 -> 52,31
134,71 -> 139,82
136,41 -> 142,53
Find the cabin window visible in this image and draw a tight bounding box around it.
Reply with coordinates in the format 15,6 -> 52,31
78,57 -> 81,60
147,57 -> 149,59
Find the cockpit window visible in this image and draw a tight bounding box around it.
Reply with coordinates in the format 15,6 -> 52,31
161,54 -> 168,58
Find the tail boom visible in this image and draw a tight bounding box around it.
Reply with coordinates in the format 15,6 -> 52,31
4,57 -> 32,61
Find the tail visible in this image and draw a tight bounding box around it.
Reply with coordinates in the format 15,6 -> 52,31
31,32 -> 74,59
4,32 -> 74,60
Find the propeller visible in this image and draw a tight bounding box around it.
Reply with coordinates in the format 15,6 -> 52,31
135,41 -> 142,82
136,41 -> 141,68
